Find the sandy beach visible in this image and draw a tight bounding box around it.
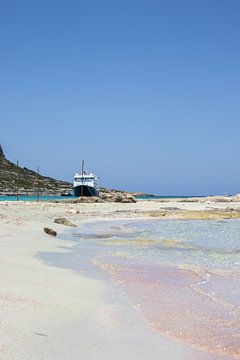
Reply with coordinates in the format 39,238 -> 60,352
0,198 -> 240,359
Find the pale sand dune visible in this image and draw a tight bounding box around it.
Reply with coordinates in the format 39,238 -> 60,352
0,200 -> 236,359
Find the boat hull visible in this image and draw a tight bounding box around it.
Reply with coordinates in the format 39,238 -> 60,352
73,185 -> 99,197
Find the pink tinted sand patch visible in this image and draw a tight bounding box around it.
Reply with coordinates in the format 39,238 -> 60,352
94,305 -> 124,329
95,258 -> 240,359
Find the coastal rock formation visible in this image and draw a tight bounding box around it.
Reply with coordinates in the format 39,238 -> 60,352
77,196 -> 103,203
44,227 -> 57,236
99,189 -> 137,203
147,208 -> 240,220
54,217 -> 76,227
115,194 -> 136,203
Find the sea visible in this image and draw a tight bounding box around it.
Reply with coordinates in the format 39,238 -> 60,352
0,195 -> 77,201
0,194 -> 200,201
39,218 -> 240,359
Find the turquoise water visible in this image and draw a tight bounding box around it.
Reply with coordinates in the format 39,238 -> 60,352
0,194 -> 204,201
53,218 -> 240,274
0,195 -> 78,201
136,195 -> 206,199
40,218 -> 240,358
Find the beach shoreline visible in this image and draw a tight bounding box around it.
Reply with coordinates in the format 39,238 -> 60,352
0,198 -> 239,359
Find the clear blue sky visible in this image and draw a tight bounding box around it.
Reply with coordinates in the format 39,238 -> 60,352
1,0 -> 240,195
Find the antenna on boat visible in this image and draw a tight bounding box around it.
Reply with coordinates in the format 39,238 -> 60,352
16,160 -> 19,201
80,160 -> 84,201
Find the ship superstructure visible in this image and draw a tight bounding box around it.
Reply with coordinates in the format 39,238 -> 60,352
73,161 -> 99,197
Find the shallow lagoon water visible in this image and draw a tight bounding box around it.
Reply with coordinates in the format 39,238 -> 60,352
0,195 -> 78,201
40,219 -> 240,359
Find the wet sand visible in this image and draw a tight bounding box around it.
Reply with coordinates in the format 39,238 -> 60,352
96,260 -> 240,359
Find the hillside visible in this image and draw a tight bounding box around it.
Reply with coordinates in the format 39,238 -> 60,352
0,145 -> 72,195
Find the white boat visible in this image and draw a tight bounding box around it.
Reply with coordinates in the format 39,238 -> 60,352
73,161 -> 99,197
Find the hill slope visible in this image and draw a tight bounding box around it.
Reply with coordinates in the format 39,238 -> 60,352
0,145 -> 72,195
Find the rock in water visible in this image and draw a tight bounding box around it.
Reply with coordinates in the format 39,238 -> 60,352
44,227 -> 57,236
54,217 -> 77,227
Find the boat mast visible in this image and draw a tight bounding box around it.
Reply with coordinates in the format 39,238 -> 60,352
80,160 -> 84,200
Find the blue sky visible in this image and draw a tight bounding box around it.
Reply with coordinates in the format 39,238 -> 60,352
1,0 -> 240,195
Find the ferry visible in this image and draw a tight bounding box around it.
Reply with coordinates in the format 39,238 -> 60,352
73,161 -> 99,197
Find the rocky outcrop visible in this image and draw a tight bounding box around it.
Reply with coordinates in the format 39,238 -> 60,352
76,196 -> 103,203
147,208 -> 240,220
100,189 -> 136,203
68,194 -> 137,203
54,218 -> 77,227
44,227 -> 57,236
